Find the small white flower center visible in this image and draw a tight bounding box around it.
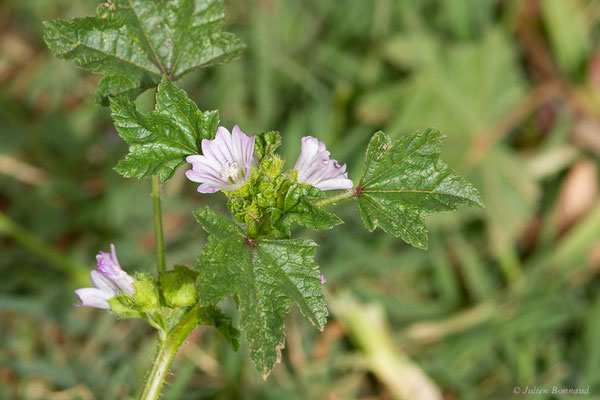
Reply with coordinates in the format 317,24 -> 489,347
221,161 -> 241,183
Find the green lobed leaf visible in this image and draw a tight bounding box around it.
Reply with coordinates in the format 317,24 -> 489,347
193,207 -> 328,377
110,76 -> 218,182
357,129 -> 483,249
269,183 -> 343,238
43,0 -> 245,105
197,305 -> 241,351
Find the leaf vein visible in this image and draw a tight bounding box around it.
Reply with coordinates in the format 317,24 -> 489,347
50,28 -> 162,77
360,194 -> 422,245
170,3 -> 194,76
361,134 -> 444,188
124,0 -> 168,74
256,243 -> 319,324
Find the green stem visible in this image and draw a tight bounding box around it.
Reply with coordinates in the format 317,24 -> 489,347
139,304 -> 201,400
151,175 -> 166,274
314,189 -> 357,208
0,211 -> 89,285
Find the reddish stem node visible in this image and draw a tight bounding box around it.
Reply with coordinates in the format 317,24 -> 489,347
245,237 -> 258,248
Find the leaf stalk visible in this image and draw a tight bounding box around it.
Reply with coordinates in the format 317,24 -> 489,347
314,189 -> 357,208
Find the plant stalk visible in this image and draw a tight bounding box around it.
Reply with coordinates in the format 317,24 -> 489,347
151,175 -> 166,274
139,304 -> 201,400
314,189 -> 357,208
0,211 -> 89,285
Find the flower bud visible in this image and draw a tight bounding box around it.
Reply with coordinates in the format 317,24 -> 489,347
132,273 -> 160,312
259,155 -> 284,179
159,266 -> 198,308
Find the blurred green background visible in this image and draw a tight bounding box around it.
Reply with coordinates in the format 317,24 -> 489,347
2,0 -> 600,399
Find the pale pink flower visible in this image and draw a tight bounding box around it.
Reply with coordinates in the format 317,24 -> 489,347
293,136 -> 353,191
75,244 -> 135,309
185,125 -> 256,193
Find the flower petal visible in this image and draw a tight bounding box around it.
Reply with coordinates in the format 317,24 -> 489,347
108,271 -> 135,296
231,124 -> 245,164
109,244 -> 120,265
233,124 -> 255,166
90,270 -> 119,295
74,288 -> 113,309
197,183 -> 221,193
186,154 -> 204,164
185,168 -> 225,185
293,136 -> 319,173
293,136 -> 354,191
95,245 -> 136,296
186,125 -> 256,193
314,177 -> 354,191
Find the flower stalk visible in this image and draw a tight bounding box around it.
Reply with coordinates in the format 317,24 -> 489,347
0,211 -> 89,284
138,303 -> 202,400
151,175 -> 166,274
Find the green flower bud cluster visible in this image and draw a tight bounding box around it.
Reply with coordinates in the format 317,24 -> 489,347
226,154 -> 293,237
223,132 -> 304,238
107,267 -> 198,328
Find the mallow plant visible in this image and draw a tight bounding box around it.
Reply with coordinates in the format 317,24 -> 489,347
44,1 -> 483,398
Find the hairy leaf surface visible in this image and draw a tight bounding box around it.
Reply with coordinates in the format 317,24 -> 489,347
269,184 -> 342,238
193,207 -> 328,376
44,0 -> 245,104
111,76 -> 218,182
357,129 -> 482,248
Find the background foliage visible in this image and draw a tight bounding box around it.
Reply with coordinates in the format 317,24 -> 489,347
2,0 -> 600,399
